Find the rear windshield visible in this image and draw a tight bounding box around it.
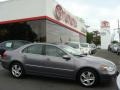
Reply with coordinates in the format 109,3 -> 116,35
66,43 -> 79,49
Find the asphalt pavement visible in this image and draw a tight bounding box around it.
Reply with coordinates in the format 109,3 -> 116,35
0,49 -> 119,90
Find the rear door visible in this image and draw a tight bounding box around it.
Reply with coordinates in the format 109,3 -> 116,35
22,44 -> 48,73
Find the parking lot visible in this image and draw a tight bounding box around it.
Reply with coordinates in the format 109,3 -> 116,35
0,49 -> 119,90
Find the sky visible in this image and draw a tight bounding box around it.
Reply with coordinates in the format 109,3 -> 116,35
0,0 -> 120,32
0,0 -> 119,40
0,0 -> 8,2
56,0 -> 120,32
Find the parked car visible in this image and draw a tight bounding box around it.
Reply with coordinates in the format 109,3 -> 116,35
65,42 -> 83,54
110,43 -> 119,53
116,43 -> 120,55
117,74 -> 120,90
108,43 -> 113,51
97,45 -> 101,49
0,40 -> 31,58
89,44 -> 97,54
0,43 -> 118,87
0,40 -> 31,51
80,43 -> 91,54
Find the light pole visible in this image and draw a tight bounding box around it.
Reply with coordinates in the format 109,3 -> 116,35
118,19 -> 120,42
118,28 -> 120,42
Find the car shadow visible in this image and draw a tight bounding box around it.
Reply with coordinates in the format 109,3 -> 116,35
1,70 -> 118,89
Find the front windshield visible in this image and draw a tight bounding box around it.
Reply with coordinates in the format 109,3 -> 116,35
60,45 -> 81,56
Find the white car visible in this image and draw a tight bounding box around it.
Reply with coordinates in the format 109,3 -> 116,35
80,43 -> 91,54
65,42 -> 91,55
117,74 -> 120,90
65,42 -> 83,54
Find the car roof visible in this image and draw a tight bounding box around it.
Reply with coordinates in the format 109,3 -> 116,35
17,43 -> 71,50
65,41 -> 80,44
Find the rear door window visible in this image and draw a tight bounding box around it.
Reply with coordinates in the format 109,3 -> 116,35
22,44 -> 43,55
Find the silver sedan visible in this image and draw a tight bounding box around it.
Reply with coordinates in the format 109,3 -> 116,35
0,43 -> 118,87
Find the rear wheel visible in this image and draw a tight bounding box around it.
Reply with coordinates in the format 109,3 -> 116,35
10,62 -> 25,78
77,69 -> 99,87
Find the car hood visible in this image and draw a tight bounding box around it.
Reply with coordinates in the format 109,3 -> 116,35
79,55 -> 115,65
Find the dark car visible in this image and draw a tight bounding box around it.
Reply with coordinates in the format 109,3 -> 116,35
0,40 -> 31,56
0,43 -> 118,87
116,43 -> 120,55
108,43 -> 113,51
108,43 -> 119,53
89,44 -> 97,54
0,40 -> 31,51
109,43 -> 119,53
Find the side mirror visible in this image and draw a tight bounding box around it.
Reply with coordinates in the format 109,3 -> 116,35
63,55 -> 71,60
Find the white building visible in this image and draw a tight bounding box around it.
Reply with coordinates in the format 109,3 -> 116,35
0,0 -> 86,43
100,21 -> 112,49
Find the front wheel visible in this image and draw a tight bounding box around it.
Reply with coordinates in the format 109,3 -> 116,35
77,69 -> 99,87
10,62 -> 25,78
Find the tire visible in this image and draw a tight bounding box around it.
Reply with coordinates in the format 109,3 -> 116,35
77,68 -> 99,87
10,62 -> 25,78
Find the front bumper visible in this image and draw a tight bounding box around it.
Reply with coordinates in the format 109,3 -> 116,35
100,71 -> 119,82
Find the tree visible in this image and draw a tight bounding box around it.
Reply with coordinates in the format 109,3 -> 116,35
111,41 -> 118,44
86,32 -> 93,43
87,31 -> 101,45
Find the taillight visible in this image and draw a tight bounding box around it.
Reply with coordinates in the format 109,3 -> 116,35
1,52 -> 7,59
0,49 -> 5,58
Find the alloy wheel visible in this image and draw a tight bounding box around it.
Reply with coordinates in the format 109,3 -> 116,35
11,63 -> 24,78
80,71 -> 96,87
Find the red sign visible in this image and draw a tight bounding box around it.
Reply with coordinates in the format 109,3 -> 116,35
54,4 -> 77,28
101,21 -> 110,28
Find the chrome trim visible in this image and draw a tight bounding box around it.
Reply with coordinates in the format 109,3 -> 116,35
25,64 -> 74,72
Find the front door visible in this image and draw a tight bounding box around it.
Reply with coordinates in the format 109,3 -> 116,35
43,45 -> 75,78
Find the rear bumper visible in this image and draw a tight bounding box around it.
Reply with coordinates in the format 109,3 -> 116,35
0,59 -> 10,70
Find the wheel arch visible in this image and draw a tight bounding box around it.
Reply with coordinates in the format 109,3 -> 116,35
76,66 -> 100,80
9,60 -> 25,70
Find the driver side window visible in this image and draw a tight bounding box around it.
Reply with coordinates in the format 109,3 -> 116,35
45,45 -> 67,57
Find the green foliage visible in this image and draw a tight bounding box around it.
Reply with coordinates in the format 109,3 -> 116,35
111,41 -> 118,44
86,32 -> 101,45
87,32 -> 93,43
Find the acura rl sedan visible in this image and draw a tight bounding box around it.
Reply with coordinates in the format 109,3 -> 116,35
0,43 -> 118,87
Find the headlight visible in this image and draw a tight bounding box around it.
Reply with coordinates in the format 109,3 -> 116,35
100,65 -> 114,72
